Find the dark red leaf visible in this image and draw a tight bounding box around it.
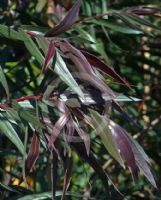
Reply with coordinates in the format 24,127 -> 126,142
127,136 -> 157,188
128,7 -> 160,16
25,132 -> 40,174
109,120 -> 137,178
61,152 -> 73,200
42,40 -> 55,72
48,113 -> 70,149
66,119 -> 75,143
45,0 -> 81,37
74,124 -> 90,156
80,49 -> 130,88
60,41 -> 94,74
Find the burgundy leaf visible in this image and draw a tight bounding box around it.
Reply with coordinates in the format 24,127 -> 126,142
61,152 -> 73,200
45,0 -> 81,37
80,49 -> 130,88
42,40 -> 55,72
66,119 -> 75,143
74,123 -> 90,156
48,113 -> 70,149
25,132 -> 40,174
60,41 -> 94,74
128,7 -> 160,16
109,120 -> 137,178
73,72 -> 115,97
127,136 -> 157,188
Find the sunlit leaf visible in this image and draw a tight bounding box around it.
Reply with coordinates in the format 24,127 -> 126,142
89,109 -> 124,167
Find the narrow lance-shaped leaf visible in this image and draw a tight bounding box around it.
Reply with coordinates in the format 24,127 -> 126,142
48,113 -> 70,149
0,115 -> 26,156
45,0 -> 81,37
126,134 -> 157,188
19,29 -> 45,66
42,40 -> 55,72
0,66 -> 9,99
55,51 -> 84,98
108,120 -> 137,178
80,49 -> 130,88
74,121 -> 90,156
89,109 -> 124,167
61,152 -> 73,200
25,132 -> 40,174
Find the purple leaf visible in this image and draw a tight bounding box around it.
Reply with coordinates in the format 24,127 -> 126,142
61,152 -> 73,200
109,120 -> 137,178
25,132 -> 40,174
80,49 -> 130,88
42,40 -> 55,72
48,113 -> 70,149
60,41 -> 94,74
127,135 -> 157,188
66,119 -> 75,143
45,0 -> 81,37
74,123 -> 90,156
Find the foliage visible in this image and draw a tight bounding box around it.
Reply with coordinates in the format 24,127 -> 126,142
0,0 -> 161,199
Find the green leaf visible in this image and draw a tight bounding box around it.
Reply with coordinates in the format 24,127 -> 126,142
0,182 -> 20,194
115,95 -> 141,102
0,66 -> 9,99
93,19 -> 143,34
89,109 -> 124,167
19,30 -> 45,66
0,114 -> 26,156
0,25 -> 23,40
17,191 -> 95,200
12,101 -> 44,129
54,51 -> 84,98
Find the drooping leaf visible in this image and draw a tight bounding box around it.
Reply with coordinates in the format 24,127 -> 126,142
55,51 -> 84,98
108,120 -> 137,178
0,66 -> 10,99
126,134 -> 157,187
74,121 -> 90,156
60,41 -> 94,74
42,40 -> 55,72
92,19 -> 143,34
25,132 -> 40,174
48,113 -> 70,149
0,114 -> 26,156
45,0 -> 81,37
89,109 -> 124,167
80,49 -> 130,88
131,140 -> 157,188
61,152 -> 73,200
